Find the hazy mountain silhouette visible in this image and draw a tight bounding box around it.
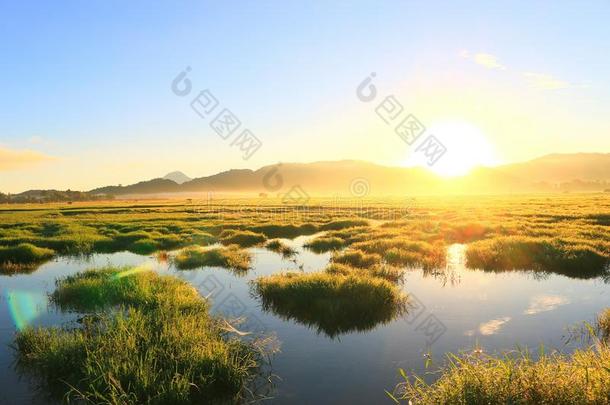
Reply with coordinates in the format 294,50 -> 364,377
88,153 -> 610,196
93,178 -> 181,195
163,171 -> 191,184
496,153 -> 610,183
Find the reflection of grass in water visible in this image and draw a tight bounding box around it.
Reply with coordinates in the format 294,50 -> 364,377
254,271 -> 406,338
15,267 -> 266,404
173,245 -> 251,273
465,236 -> 609,279
599,308 -> 610,341
265,239 -> 297,257
0,243 -> 55,274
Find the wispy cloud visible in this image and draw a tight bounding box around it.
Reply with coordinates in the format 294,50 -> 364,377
524,295 -> 569,315
473,53 -> 506,70
0,147 -> 55,171
461,50 -> 579,90
479,316 -> 511,335
465,316 -> 511,337
522,72 -> 573,90
460,50 -> 506,70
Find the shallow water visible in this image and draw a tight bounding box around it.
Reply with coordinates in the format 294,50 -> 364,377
1,238 -> 609,404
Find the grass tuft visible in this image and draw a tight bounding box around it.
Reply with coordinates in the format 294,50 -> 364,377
392,345 -> 610,405
51,266 -> 202,312
352,238 -> 446,270
220,230 -> 267,247
332,249 -> 381,268
0,243 -> 55,273
326,262 -> 403,282
304,236 -> 345,253
15,267 -> 264,404
598,308 -> 610,342
466,236 -> 609,277
254,271 -> 405,338
173,245 -> 251,272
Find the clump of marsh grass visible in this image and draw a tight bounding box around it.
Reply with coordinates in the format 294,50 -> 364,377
51,266 -> 201,312
265,239 -> 297,258
332,249 -> 381,268
254,271 -> 406,338
155,233 -> 183,250
173,245 -> 251,272
598,308 -> 610,342
0,243 -> 55,273
127,238 -> 159,255
466,236 -> 609,278
93,230 -> 155,253
325,262 -> 403,282
189,231 -> 216,246
220,230 -> 267,247
390,345 -> 610,405
352,238 -> 446,270
304,236 -> 345,253
15,267 -> 266,404
319,219 -> 369,231
445,222 -> 490,243
249,223 -> 318,239
323,225 -> 372,244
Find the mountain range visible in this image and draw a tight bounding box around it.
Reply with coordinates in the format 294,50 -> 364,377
87,153 -> 610,197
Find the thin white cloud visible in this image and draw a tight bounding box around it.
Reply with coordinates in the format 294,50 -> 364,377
473,53 -> 506,70
522,72 -> 572,90
460,50 -> 580,90
0,147 -> 55,171
460,50 -> 506,70
478,316 -> 511,335
524,295 -> 569,315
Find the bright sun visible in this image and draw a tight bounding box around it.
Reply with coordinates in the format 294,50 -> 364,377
405,120 -> 498,177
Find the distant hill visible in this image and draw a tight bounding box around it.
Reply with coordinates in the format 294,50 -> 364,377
87,153 -> 610,197
92,178 -> 181,196
163,171 -> 191,184
0,189 -> 111,204
496,153 -> 610,183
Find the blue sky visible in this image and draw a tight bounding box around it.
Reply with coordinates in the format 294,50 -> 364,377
1,1 -> 609,192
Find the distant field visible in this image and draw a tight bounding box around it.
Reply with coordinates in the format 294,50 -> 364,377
0,194 -> 608,277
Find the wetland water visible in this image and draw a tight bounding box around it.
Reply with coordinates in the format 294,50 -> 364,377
1,236 -> 609,404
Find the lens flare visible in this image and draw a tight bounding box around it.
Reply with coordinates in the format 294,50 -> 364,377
6,290 -> 47,330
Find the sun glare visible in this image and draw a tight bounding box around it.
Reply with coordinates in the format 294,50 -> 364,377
406,120 -> 498,177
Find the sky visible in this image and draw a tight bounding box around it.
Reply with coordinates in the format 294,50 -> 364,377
1,1 -> 609,192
